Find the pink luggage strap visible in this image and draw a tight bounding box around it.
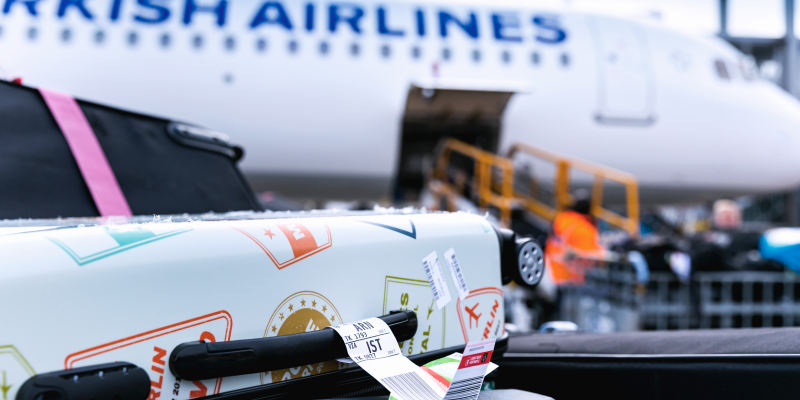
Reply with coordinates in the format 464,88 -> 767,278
39,89 -> 133,217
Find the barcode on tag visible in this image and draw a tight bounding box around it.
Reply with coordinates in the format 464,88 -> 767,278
380,371 -> 442,400
443,376 -> 484,400
444,248 -> 469,301
422,251 -> 452,309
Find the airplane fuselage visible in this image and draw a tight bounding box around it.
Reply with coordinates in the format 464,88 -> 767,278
2,0 -> 800,203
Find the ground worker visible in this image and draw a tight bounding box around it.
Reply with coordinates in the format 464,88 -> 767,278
545,193 -> 607,285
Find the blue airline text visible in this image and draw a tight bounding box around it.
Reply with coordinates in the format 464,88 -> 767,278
1,0 -> 567,44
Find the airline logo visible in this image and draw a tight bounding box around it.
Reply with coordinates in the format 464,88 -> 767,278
230,219 -> 331,269
0,0 -> 568,45
46,224 -> 192,266
456,287 -> 504,342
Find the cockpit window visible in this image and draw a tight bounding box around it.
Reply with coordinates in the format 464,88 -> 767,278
739,56 -> 758,81
715,60 -> 730,80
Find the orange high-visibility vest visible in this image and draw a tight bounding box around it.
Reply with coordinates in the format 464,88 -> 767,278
545,210 -> 605,285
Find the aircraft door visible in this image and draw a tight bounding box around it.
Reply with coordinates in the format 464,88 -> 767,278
395,85 -> 516,202
590,17 -> 656,125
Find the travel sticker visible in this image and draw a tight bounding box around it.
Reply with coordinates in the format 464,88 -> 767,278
47,224 -> 192,265
65,311 -> 232,399
0,345 -> 35,400
230,220 -> 331,269
260,291 -> 345,384
456,288 -> 504,343
383,276 -> 446,356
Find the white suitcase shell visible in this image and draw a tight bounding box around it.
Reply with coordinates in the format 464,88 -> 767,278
0,211 -> 509,399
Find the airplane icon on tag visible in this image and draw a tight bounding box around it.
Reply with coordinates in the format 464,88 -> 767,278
229,220 -> 332,269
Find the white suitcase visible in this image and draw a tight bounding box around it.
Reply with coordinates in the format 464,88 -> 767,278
0,211 -> 543,400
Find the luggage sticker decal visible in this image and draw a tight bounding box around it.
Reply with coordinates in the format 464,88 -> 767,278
0,345 -> 35,400
358,218 -> 416,239
261,291 -> 345,384
64,310 -> 232,399
456,288 -> 504,343
422,252 -> 452,310
46,224 -> 193,266
230,220 -> 332,269
383,277 -> 446,355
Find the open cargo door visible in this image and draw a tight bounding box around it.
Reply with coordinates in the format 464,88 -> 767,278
395,78 -> 531,202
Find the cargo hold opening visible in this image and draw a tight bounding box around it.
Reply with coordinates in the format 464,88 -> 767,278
394,79 -> 530,202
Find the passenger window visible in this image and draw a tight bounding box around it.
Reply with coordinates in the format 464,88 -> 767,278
715,60 -> 730,80
411,46 -> 421,59
61,28 -> 71,43
472,49 -> 481,62
160,33 -> 170,48
224,36 -> 235,51
319,41 -> 329,55
350,43 -> 360,56
442,48 -> 451,60
560,53 -> 570,67
502,50 -> 511,64
531,52 -> 540,65
256,38 -> 267,52
381,44 -> 391,58
94,30 -> 105,44
127,31 -> 138,47
288,40 -> 298,53
28,27 -> 37,41
192,35 -> 203,49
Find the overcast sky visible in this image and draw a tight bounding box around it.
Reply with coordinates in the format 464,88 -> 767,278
550,0 -> 792,38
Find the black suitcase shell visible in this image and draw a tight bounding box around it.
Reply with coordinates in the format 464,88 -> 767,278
0,80 -> 262,219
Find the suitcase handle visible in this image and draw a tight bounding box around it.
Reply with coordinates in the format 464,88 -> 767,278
169,310 -> 418,381
15,362 -> 151,400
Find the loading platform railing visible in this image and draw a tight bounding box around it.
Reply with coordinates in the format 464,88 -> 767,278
560,270 -> 800,331
428,138 -> 640,236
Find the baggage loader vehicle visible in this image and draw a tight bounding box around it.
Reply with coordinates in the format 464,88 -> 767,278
0,210 -> 544,400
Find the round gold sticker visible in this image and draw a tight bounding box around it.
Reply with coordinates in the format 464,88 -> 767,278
260,291 -> 345,384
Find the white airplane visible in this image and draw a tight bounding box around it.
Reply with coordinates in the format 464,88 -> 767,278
1,0 -> 800,204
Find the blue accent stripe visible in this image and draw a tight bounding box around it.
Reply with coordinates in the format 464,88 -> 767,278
358,220 -> 416,239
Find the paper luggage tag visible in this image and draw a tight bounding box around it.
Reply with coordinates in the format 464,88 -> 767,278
444,338 -> 496,399
390,338 -> 498,400
328,317 -> 444,400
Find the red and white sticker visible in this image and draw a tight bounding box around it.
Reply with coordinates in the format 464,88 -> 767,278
64,311 -> 232,399
230,220 -> 332,269
456,287 -> 504,343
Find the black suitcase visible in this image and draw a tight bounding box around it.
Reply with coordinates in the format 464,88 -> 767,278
0,80 -> 262,219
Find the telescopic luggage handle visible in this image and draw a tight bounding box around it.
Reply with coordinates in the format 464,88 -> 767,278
169,310 -> 418,381
16,362 -> 150,400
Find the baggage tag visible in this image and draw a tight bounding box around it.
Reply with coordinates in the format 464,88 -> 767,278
443,248 -> 470,301
389,338 -> 498,400
444,338 -> 496,400
422,252 -> 451,310
328,318 -> 445,400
